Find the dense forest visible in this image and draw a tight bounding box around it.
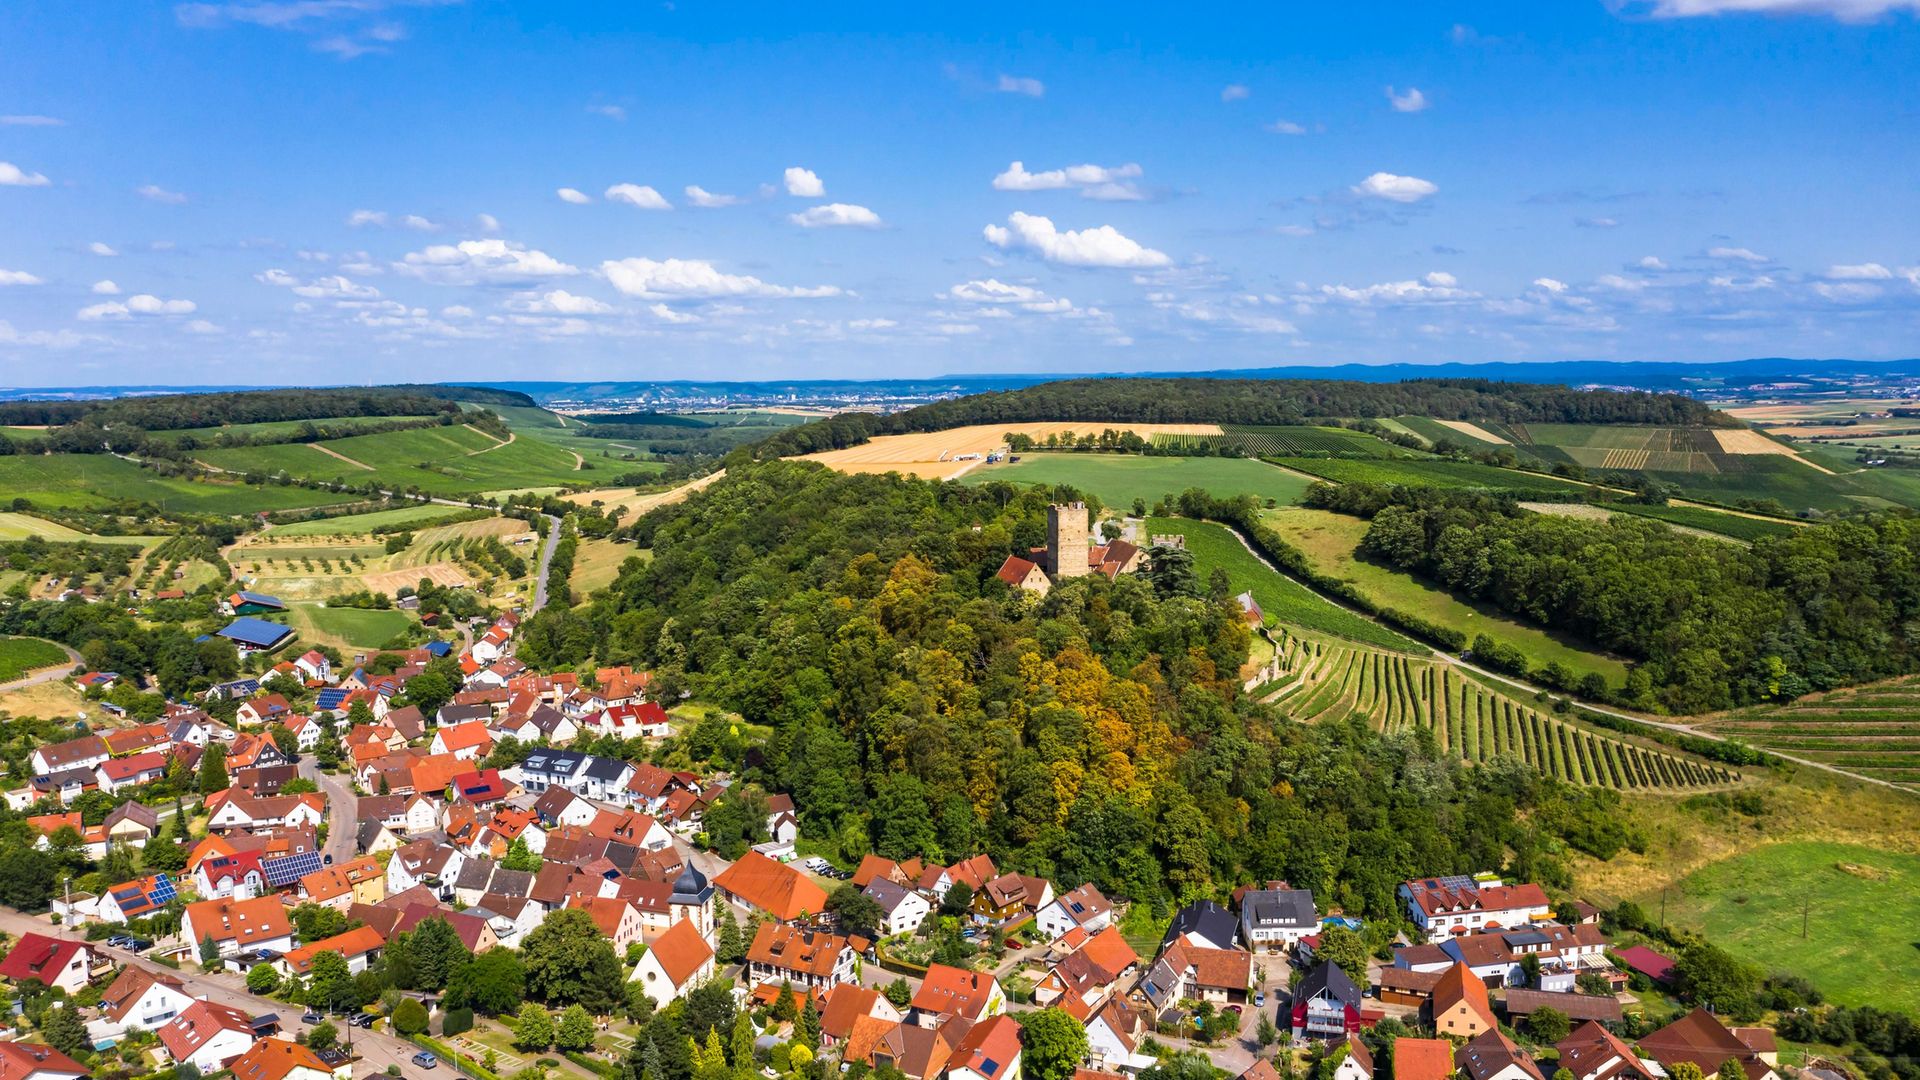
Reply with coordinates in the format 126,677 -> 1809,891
742,377 -> 1731,459
1341,488 -> 1920,711
0,384 -> 531,432
512,461 -> 1631,918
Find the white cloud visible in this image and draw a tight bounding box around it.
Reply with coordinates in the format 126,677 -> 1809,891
1813,282 -> 1882,302
185,319 -> 224,334
475,213 -> 500,232
601,257 -> 842,299
1828,262 -> 1893,279
587,104 -> 627,121
0,269 -> 43,286
848,318 -> 897,331
996,74 -> 1046,97
0,162 -> 50,187
1624,0 -> 1920,22
399,214 -> 438,230
1221,84 -> 1250,102
1353,172 -> 1439,202
441,305 -> 473,318
1636,256 -> 1668,270
0,115 -> 63,126
1317,271 -> 1472,304
1707,245 -> 1768,262
91,280 -> 120,294
1387,86 -> 1430,112
1533,277 -> 1570,292
1596,274 -> 1646,291
948,279 -> 1047,304
605,183 -> 671,210
982,211 -> 1171,268
348,210 -> 387,227
992,161 -> 1144,201
1265,119 -> 1308,135
81,293 -> 197,320
556,187 -> 592,205
137,183 -> 187,204
685,185 -> 743,208
789,203 -> 883,229
783,167 -> 825,198
1577,216 -> 1620,228
531,289 -> 613,314
399,239 -> 579,284
256,267 -> 381,300
648,303 -> 699,324
89,242 -> 118,257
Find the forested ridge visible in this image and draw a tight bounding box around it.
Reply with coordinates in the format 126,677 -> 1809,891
0,384 -> 531,432
513,460 -> 1635,916
742,377 -> 1730,459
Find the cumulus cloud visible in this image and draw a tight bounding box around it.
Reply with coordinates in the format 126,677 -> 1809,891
475,213 -> 499,232
530,289 -> 613,314
556,187 -> 591,205
349,209 -> 440,230
0,269 -> 43,286
185,319 -> 223,334
996,74 -> 1046,97
1353,172 -> 1439,202
1533,278 -> 1570,292
0,115 -> 63,126
783,167 -> 825,198
983,212 -> 1170,269
685,185 -> 743,208
601,257 -> 841,299
1707,246 -> 1768,262
1620,0 -> 1920,22
80,293 -> 197,320
0,162 -> 50,187
1221,84 -> 1250,102
646,303 -> 699,323
605,183 -> 671,210
1265,120 -> 1308,135
1829,262 -> 1893,279
1636,256 -> 1668,270
1316,271 -> 1473,304
89,242 -> 118,257
789,203 -> 883,228
258,269 -> 381,300
137,183 -> 187,204
92,280 -> 120,294
398,239 -> 579,284
347,210 -> 387,227
992,161 -> 1144,200
945,278 -> 1075,312
1386,86 -> 1429,112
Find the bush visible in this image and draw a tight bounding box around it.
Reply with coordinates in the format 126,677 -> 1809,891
442,1006 -> 474,1037
392,998 -> 430,1036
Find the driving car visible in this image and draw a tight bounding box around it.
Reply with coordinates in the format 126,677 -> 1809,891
413,1052 -> 439,1069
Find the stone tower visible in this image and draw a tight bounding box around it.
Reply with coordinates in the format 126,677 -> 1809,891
1046,502 -> 1089,579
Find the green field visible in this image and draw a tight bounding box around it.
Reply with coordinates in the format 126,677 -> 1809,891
1152,425 -> 1398,457
1266,631 -> 1736,791
1143,517 -> 1416,650
287,604 -> 416,651
0,637 -> 70,682
963,454 -> 1314,507
0,512 -> 156,544
270,504 -> 481,537
1601,503 -> 1800,541
0,455 -> 355,514
1261,508 -> 1628,687
1706,675 -> 1920,790
197,424 -> 592,496
1656,842 -> 1920,1013
1266,456 -> 1589,494
160,414 -> 442,443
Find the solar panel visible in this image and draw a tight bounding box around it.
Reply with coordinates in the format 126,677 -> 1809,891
147,875 -> 177,905
263,850 -> 323,887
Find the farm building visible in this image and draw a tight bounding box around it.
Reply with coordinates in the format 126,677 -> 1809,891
226,591 -> 288,615
215,618 -> 294,654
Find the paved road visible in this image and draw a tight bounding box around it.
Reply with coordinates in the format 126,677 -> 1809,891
0,643 -> 82,693
301,756 -> 360,868
530,514 -> 562,612
0,906 -> 426,1080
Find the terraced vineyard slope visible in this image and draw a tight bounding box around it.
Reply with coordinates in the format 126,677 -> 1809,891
1261,631 -> 1741,791
1707,676 -> 1920,790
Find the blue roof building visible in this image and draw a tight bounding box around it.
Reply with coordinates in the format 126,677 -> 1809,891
216,617 -> 294,652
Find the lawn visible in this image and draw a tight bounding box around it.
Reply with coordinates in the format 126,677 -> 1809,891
287,604 -> 415,651
0,455 -> 355,514
1260,508 -> 1628,687
1265,456 -> 1589,494
964,453 -> 1314,508
1144,516 -> 1417,651
0,637 -> 70,682
1656,841 -> 1920,1013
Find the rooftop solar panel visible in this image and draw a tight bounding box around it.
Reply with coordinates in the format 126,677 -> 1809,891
263,850 -> 323,887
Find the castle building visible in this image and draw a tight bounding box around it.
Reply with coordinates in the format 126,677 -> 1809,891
996,504 -> 1144,596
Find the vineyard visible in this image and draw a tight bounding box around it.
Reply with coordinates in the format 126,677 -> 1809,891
1152,425 -> 1394,457
1258,632 -> 1741,791
1264,456 -> 1589,494
1706,676 -> 1920,790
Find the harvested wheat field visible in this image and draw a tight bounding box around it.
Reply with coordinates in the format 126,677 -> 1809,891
801,422 -> 1224,480
1434,419 -> 1510,445
362,562 -> 469,595
562,470 -> 726,520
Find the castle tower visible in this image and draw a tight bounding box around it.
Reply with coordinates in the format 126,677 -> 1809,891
1046,502 -> 1090,578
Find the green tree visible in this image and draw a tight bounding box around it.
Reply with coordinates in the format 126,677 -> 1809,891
716,907 -> 745,964
502,835 -> 543,872
795,999 -> 820,1050
306,1020 -> 339,1054
693,1028 -> 730,1080
557,1005 -> 597,1052
1138,1050 -> 1216,1080
939,882 -> 973,919
1668,1065 -> 1705,1080
445,949 -> 526,1016
307,949 -> 358,1013
826,884 -> 883,941
729,1010 -> 756,1071
1717,1062 -> 1746,1080
521,908 -> 626,1012
1256,1012 -> 1278,1049
40,1005 -> 87,1057
247,964 -> 282,995
771,982 -> 798,1023
513,1003 -> 556,1052
198,933 -> 220,966
1019,1008 -> 1089,1080
408,915 -> 471,992
1315,926 -> 1370,984
392,998 -> 430,1036
1673,941 -> 1761,1019
882,978 -> 912,1009
1527,1006 -> 1571,1044
199,742 -> 228,794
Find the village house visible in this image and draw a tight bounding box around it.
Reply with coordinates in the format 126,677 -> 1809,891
158,1000 -> 258,1073
95,873 -> 178,924
1431,963 -> 1498,1040
431,721 -> 495,761
574,895 -> 648,952
386,839 -> 465,899
972,872 -> 1054,924
1332,1037 -> 1375,1080
629,917 -> 715,1009
181,894 -> 295,959
1162,900 -> 1240,952
917,854 -> 998,899
946,1014 -> 1023,1080
280,925 -> 386,977
193,850 -> 268,900
715,849 -> 830,922
1395,1040 -> 1461,1080
97,751 -> 169,794
1639,1009 -> 1781,1080
533,787 -> 599,829
228,1037 -> 348,1080
30,734 -> 109,777
0,1043 -> 89,1080
1556,1021 -> 1659,1080
1504,989 -> 1623,1026
1140,941 -> 1251,1011
207,792 -> 326,834
103,723 -> 170,757
1291,962 -> 1364,1041
745,922 -> 856,992
358,792 -> 441,836
103,801 -> 161,847
1459,1028 -> 1546,1080
1035,882 -> 1113,940
1239,886 -> 1319,951
865,879 -> 932,937
911,964 -> 1006,1026
298,855 -> 387,910
820,984 -> 903,1050
88,967 -> 195,1043
0,935 -> 101,994
1083,998 -> 1155,1074
1034,925 -> 1139,1015
1394,922 -> 1615,991
294,649 -> 331,683
235,695 -> 293,727
1399,875 -> 1552,942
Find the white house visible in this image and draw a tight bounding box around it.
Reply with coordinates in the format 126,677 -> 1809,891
0,935 -> 99,994
386,839 -> 464,897
294,650 -> 332,683
88,967 -> 195,1043
158,1000 -> 258,1073
865,879 -> 932,938
1036,883 -> 1115,941
207,793 -> 325,834
285,714 -> 324,752
30,736 -> 109,777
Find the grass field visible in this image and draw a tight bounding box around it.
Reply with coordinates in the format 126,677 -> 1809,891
570,539 -> 647,597
0,455 -> 357,514
0,679 -> 89,719
1600,502 -> 1801,541
1150,425 -> 1398,457
1656,841 -> 1920,1013
1260,508 -> 1628,686
159,415 -> 441,442
1264,630 -> 1736,791
286,604 -> 416,651
0,512 -> 156,545
1144,516 -> 1417,650
269,504 -> 477,537
197,424 -> 591,496
1705,674 -> 1920,790
1266,456 -> 1589,494
963,454 -> 1314,507
0,637 -> 70,682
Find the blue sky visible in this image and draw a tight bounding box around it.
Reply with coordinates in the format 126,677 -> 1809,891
1,0 -> 1917,386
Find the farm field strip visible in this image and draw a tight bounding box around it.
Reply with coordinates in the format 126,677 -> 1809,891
961,453 -> 1314,507
1706,675 -> 1920,789
1264,455 -> 1589,493
0,454 -> 356,514
1266,631 -> 1737,791
799,422 -> 1223,480
1150,425 -> 1396,457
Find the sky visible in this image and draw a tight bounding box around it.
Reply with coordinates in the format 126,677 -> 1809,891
1,1 -> 1918,387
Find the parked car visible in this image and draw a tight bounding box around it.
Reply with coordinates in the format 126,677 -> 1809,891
127,938 -> 152,952
107,934 -> 133,948
302,1012 -> 324,1024
1254,991 -> 1266,1008
413,1052 -> 439,1070
348,1013 -> 374,1028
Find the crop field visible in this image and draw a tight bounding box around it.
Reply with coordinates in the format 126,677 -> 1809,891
1705,675 -> 1920,789
231,515 -> 533,603
286,603 -> 416,652
1261,508 -> 1628,686
197,424 -> 588,495
269,504 -> 479,537
800,422 -> 1224,480
1599,502 -> 1801,541
570,539 -> 648,596
1656,842 -> 1920,1013
0,512 -> 156,544
1263,631 -> 1739,790
962,454 -> 1314,507
1150,425 -> 1396,457
0,637 -> 70,682
1144,517 -> 1417,650
0,454 -> 355,514
158,414 -> 441,443
1265,456 -> 1588,494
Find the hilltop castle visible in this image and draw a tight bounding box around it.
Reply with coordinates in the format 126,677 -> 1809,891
994,502 -> 1143,597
